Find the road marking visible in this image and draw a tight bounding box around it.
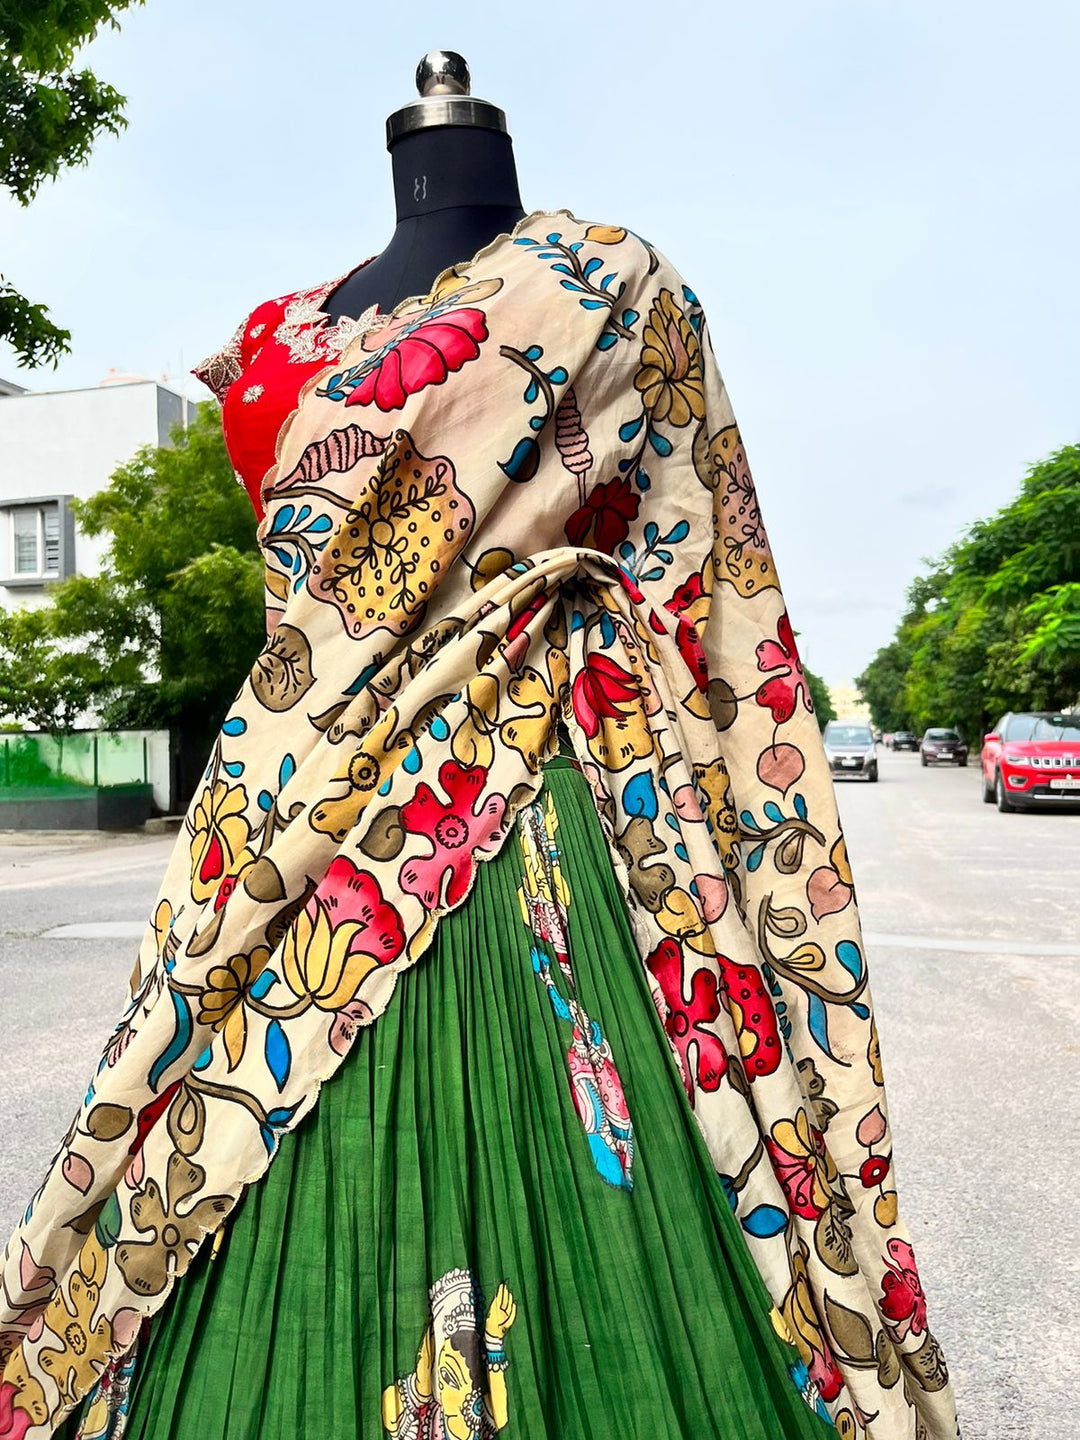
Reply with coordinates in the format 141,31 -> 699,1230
865,931 -> 1080,957
41,922 -> 147,940
0,853 -> 170,892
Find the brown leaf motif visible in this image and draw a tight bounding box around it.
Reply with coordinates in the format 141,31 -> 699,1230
251,623 -> 315,712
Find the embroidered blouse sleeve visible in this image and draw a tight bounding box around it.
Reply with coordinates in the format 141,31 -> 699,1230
191,299 -> 278,405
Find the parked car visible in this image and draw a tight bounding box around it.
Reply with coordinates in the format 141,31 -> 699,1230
920,728 -> 969,766
890,731 -> 918,751
981,711 -> 1080,811
823,721 -> 878,781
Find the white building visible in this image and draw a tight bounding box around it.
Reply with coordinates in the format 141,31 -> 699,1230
0,375 -> 198,611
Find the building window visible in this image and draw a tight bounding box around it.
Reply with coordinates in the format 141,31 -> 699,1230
10,503 -> 61,579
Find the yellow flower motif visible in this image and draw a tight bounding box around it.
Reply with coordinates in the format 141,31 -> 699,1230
780,1239 -> 826,1371
633,288 -> 706,428
188,780 -> 251,904
37,1235 -> 112,1410
282,902 -> 375,1011
768,1108 -> 839,1218
655,885 -> 714,956
197,946 -> 271,1070
584,224 -> 627,245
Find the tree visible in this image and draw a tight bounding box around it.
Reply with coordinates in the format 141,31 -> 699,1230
804,665 -> 836,730
1,0 -> 143,367
0,405 -> 265,750
0,606 -> 98,732
857,444 -> 1080,738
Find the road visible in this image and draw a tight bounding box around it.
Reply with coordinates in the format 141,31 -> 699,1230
1,752 -> 1077,1438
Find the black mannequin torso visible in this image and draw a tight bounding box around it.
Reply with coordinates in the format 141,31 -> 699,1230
321,126 -> 526,321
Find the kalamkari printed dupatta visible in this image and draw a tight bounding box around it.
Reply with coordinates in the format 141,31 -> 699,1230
0,211 -> 959,1439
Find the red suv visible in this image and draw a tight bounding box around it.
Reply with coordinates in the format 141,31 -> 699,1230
981,711 -> 1080,811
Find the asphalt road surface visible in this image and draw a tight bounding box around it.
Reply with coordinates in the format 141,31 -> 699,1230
1,749 -> 1077,1438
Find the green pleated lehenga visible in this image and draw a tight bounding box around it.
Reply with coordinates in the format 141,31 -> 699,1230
64,754 -> 833,1440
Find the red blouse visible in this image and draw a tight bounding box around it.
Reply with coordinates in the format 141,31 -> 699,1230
192,262 -> 376,519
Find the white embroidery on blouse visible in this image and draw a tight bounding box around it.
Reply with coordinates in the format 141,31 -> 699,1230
248,323 -> 266,340
242,384 -> 265,403
272,281 -> 381,365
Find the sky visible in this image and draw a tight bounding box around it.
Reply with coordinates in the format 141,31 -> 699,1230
2,0 -> 1077,685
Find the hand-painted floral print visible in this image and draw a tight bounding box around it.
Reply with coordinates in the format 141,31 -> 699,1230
0,212 -> 957,1440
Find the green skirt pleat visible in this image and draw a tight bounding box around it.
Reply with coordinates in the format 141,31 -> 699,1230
81,760 -> 833,1438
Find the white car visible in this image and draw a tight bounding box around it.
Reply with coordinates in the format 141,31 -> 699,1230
823,721 -> 879,782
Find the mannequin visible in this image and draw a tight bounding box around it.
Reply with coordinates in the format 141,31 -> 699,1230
321,50 -> 527,320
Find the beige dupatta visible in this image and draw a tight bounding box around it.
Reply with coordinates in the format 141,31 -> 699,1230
0,211 -> 958,1439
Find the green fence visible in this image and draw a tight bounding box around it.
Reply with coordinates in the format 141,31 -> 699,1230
0,731 -> 150,798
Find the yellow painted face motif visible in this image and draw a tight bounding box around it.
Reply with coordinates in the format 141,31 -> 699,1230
437,1338 -> 482,1440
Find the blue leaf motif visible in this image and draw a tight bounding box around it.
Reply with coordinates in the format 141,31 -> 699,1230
148,990 -> 193,1091
623,770 -> 658,820
835,940 -> 865,983
278,753 -> 296,789
250,969 -> 278,1001
793,793 -> 808,820
746,842 -> 766,872
764,801 -> 784,824
264,1020 -> 291,1092
222,717 -> 247,736
741,1204 -> 788,1239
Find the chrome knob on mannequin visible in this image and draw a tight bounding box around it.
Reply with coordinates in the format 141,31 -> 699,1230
321,51 -> 527,321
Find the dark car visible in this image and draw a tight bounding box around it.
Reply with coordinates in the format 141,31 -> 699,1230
823,721 -> 878,781
920,728 -> 969,767
890,731 -> 918,751
981,711 -> 1080,811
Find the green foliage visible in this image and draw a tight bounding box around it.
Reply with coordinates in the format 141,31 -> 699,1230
804,665 -> 836,730
857,444 -> 1080,738
0,605 -> 98,732
1,0 -> 143,366
0,405 -> 265,737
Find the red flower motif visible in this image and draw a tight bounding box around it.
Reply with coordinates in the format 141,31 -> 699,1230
674,616 -> 708,692
344,308 -> 489,411
765,1111 -> 834,1220
572,653 -> 641,740
879,1238 -> 928,1342
565,475 -> 640,552
315,856 -> 407,961
0,1384 -> 33,1440
213,873 -> 239,912
667,571 -> 704,616
859,1154 -> 890,1188
754,612 -> 812,725
398,760 -> 508,910
646,938 -> 729,1096
811,1349 -> 845,1404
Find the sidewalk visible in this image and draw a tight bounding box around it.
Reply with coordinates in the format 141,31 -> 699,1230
0,828 -> 177,891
